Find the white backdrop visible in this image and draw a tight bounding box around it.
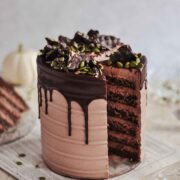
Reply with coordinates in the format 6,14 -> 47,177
0,0 -> 180,80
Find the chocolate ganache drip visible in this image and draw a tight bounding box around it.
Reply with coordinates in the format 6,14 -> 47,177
37,56 -> 106,144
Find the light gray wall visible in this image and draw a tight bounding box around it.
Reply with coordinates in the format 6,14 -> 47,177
0,0 -> 180,79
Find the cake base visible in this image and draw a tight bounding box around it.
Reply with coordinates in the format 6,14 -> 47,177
0,110 -> 36,145
109,155 -> 140,178
43,154 -> 140,179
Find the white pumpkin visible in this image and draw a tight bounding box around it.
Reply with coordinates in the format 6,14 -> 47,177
2,44 -> 38,87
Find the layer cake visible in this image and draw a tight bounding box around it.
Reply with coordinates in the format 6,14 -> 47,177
37,30 -> 147,179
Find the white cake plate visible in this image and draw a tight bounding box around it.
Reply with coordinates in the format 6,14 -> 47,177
0,110 -> 37,145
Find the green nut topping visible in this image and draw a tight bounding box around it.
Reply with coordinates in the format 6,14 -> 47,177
107,60 -> 112,66
125,62 -> 130,68
136,58 -> 140,64
93,47 -> 100,53
80,61 -> 85,68
137,62 -> 144,69
130,61 -> 138,68
116,61 -> 123,68
59,57 -> 65,61
78,45 -> 85,52
50,61 -> 57,67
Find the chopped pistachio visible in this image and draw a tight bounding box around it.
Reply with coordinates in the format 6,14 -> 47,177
16,161 -> 23,166
137,63 -> 144,69
88,71 -> 96,76
50,61 -> 57,67
93,47 -> 100,53
79,67 -> 89,72
73,42 -> 78,49
53,66 -> 59,70
70,46 -> 76,52
116,61 -> 123,68
79,45 -> 85,52
80,61 -> 85,68
107,60 -> 112,66
130,61 -> 137,68
59,57 -> 65,61
136,58 -> 140,64
125,62 -> 130,68
39,177 -> 46,180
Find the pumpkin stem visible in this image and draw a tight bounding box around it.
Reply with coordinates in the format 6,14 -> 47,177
18,44 -> 24,53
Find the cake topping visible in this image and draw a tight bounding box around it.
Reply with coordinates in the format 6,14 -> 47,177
40,30 -> 116,77
39,30 -> 144,78
107,45 -> 144,69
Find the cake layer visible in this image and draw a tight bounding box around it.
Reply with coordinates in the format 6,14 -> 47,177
108,141 -> 140,162
103,65 -> 144,90
107,84 -> 140,96
0,104 -> 16,127
107,105 -> 139,124
106,76 -> 135,89
108,116 -> 138,136
0,77 -> 28,134
0,86 -> 28,112
108,130 -> 140,149
0,95 -> 21,119
108,100 -> 140,114
107,91 -> 138,107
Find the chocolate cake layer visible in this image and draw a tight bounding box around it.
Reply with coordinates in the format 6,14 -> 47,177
108,116 -> 138,136
107,84 -> 140,96
0,78 -> 28,112
107,92 -> 138,107
108,130 -> 140,149
103,60 -> 146,163
106,76 -> 135,89
107,105 -> 139,124
0,77 -> 28,133
0,96 -> 21,119
108,101 -> 140,116
0,104 -> 16,127
109,141 -> 140,162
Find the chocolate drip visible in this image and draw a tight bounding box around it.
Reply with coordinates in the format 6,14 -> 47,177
83,106 -> 89,144
38,86 -> 42,118
44,89 -> 48,114
49,89 -> 53,102
37,56 -> 106,144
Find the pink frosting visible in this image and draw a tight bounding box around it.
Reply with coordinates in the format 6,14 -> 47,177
40,82 -> 147,179
40,90 -> 109,179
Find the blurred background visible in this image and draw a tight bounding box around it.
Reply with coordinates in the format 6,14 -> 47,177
0,0 -> 180,92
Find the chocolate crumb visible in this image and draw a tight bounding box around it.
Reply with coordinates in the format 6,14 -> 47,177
18,153 -> 26,158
